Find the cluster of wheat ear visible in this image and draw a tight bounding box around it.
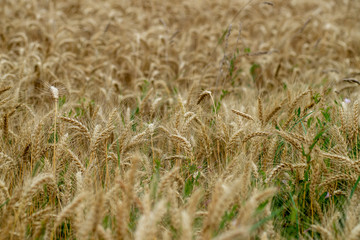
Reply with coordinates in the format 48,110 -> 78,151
0,0 -> 360,239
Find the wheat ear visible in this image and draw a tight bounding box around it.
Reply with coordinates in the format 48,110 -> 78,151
231,109 -> 255,121
197,90 -> 212,105
242,131 -> 270,143
349,224 -> 360,240
265,105 -> 281,124
258,96 -> 264,125
53,193 -> 87,233
310,225 -> 333,240
0,180 -> 10,200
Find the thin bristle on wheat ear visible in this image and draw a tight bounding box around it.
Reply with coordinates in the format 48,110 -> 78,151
231,109 -> 254,121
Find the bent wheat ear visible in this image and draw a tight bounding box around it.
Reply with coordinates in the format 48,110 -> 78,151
276,130 -> 302,151
320,150 -> 360,173
197,90 -> 212,104
266,163 -> 289,183
60,116 -> 91,142
22,173 -> 56,206
319,174 -> 357,187
265,105 -> 281,123
0,86 -> 11,96
63,148 -> 85,173
288,89 -> 311,114
92,110 -> 117,153
242,131 -> 270,143
227,129 -> 244,153
231,109 -> 254,121
170,134 -> 193,159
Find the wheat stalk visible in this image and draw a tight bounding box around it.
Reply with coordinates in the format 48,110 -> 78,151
50,86 -> 59,175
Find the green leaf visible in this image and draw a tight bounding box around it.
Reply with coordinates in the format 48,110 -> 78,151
220,90 -> 229,100
290,111 -> 314,131
250,206 -> 283,232
229,57 -> 235,77
321,106 -> 332,122
0,199 -> 9,209
350,175 -> 360,200
289,194 -> 300,239
58,96 -> 66,108
309,127 -> 328,153
217,205 -> 238,233
250,63 -> 260,81
283,83 -> 287,90
313,93 -> 321,103
218,29 -> 228,45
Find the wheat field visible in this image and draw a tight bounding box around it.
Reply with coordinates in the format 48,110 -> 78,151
0,0 -> 360,239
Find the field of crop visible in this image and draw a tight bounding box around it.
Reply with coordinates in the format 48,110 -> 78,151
0,0 -> 360,239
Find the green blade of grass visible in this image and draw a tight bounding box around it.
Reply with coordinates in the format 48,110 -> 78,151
350,175 -> 360,200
